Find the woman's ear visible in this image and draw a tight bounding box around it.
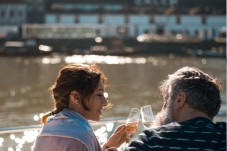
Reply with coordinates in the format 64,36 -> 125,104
174,92 -> 186,110
70,91 -> 80,104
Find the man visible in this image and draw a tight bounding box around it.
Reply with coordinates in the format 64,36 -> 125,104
125,66 -> 226,151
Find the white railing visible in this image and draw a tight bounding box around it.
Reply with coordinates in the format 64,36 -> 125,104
0,117 -> 127,151
0,117 -> 126,134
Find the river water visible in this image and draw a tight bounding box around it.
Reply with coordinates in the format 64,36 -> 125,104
0,54 -> 226,150
0,54 -> 226,128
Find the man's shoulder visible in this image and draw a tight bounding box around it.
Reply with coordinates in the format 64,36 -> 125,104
152,122 -> 181,130
143,120 -> 227,136
215,121 -> 226,125
215,121 -> 226,129
143,122 -> 181,135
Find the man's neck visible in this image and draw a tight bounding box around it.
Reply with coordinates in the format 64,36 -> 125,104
177,108 -> 212,122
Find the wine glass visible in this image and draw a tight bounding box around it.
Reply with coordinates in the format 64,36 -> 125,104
125,108 -> 140,138
120,108 -> 140,150
140,105 -> 154,129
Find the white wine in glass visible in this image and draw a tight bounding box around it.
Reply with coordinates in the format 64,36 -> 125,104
120,108 -> 140,150
141,105 -> 154,129
125,122 -> 139,135
125,108 -> 140,137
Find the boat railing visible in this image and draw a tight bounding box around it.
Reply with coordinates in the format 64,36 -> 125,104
0,117 -> 126,134
0,117 -> 127,151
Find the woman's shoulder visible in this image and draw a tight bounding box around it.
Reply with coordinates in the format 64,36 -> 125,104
32,136 -> 89,151
41,118 -> 95,141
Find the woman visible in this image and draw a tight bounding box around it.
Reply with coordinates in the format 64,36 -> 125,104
32,64 -> 127,151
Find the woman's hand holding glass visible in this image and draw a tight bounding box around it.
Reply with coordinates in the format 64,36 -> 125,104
103,124 -> 128,150
140,105 -> 154,129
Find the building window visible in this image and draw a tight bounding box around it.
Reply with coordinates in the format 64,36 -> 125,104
0,10 -> 5,17
201,15 -> 207,25
156,25 -> 164,35
96,29 -> 100,35
98,15 -> 103,24
149,15 -> 154,23
176,15 -> 181,24
56,15 -> 60,23
74,14 -> 79,23
18,10 -> 23,17
194,30 -> 199,38
10,10 -> 15,17
125,15 -> 129,24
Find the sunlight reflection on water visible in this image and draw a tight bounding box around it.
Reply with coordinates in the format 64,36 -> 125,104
41,56 -> 62,64
65,55 -> 147,64
40,54 -> 169,66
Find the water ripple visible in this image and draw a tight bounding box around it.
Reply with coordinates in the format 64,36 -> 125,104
64,55 -> 147,64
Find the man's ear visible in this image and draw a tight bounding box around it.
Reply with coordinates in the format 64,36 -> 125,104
174,92 -> 186,110
70,91 -> 80,104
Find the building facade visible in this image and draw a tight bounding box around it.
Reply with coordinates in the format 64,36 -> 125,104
0,0 -> 226,41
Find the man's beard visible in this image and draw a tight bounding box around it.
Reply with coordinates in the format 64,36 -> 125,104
153,102 -> 173,127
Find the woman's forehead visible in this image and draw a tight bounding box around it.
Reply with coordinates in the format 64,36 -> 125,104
96,80 -> 105,91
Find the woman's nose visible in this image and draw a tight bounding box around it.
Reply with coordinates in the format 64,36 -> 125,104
102,97 -> 108,106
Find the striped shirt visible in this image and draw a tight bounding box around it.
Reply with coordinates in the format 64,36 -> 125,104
125,117 -> 226,151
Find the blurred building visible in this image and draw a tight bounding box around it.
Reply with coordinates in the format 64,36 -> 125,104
0,0 -> 226,54
0,0 -> 26,39
25,0 -> 45,23
20,0 -> 225,40
0,0 -> 27,25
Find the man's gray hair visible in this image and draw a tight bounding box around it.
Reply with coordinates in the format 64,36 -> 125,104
159,66 -> 222,118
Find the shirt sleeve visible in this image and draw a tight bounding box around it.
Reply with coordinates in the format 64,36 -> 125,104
124,131 -> 150,151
